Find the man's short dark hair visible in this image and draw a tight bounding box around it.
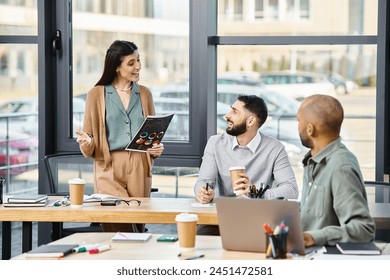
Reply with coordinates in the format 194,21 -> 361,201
237,95 -> 268,127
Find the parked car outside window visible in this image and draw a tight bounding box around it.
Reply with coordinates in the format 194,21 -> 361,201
326,72 -> 358,95
151,83 -> 307,165
260,70 -> 336,101
0,129 -> 38,175
0,97 -> 86,136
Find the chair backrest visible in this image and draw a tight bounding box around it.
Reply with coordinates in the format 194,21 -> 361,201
364,181 -> 390,203
44,152 -> 94,195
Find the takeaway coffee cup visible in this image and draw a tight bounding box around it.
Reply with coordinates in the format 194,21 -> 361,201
229,166 -> 246,195
175,213 -> 198,251
68,178 -> 85,208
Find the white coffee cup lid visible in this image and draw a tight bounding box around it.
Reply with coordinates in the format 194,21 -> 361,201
229,166 -> 246,171
175,213 -> 198,222
68,178 -> 86,184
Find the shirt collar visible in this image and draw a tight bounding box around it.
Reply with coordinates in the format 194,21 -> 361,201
302,137 -> 342,166
106,82 -> 140,95
231,132 -> 261,153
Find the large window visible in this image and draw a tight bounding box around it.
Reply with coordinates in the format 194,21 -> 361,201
71,0 -> 189,140
0,2 -> 38,197
219,0 -> 376,35
0,0 -> 39,258
215,0 -> 378,192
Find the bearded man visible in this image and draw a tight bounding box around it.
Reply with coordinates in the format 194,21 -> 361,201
194,95 -> 298,235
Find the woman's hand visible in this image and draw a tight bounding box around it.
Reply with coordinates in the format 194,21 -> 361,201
147,143 -> 164,159
75,129 -> 92,145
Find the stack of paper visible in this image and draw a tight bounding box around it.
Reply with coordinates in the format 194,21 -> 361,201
336,242 -> 381,255
3,194 -> 48,207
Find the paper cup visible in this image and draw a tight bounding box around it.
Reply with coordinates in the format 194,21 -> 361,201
229,166 -> 246,194
175,213 -> 198,251
68,178 -> 85,208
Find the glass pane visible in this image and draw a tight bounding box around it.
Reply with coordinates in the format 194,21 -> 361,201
217,45 -> 376,190
218,0 -> 377,36
152,166 -> 199,198
0,0 -> 38,36
72,0 -> 190,141
0,44 -> 38,195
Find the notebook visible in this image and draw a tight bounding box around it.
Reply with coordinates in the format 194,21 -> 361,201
336,242 -> 381,255
112,232 -> 152,242
215,197 -> 317,256
7,194 -> 48,203
25,244 -> 78,259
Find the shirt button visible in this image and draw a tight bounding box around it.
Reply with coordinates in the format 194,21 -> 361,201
125,120 -> 129,124
126,132 -> 130,136
314,185 -> 317,189
308,182 -> 312,187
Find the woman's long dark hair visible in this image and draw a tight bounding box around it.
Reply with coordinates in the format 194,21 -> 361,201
95,40 -> 138,86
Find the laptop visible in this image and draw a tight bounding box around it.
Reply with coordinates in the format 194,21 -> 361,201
215,197 -> 316,256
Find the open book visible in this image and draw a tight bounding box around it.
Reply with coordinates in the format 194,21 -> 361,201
83,193 -> 121,203
125,114 -> 174,152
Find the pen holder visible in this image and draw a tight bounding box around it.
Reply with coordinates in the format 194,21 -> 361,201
265,232 -> 288,259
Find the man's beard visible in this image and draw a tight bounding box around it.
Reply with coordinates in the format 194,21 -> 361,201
299,131 -> 313,149
226,120 -> 247,136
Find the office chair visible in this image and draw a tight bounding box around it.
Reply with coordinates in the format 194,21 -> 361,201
44,152 -> 103,239
364,180 -> 390,203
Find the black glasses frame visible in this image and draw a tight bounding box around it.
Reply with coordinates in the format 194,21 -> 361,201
120,199 -> 141,206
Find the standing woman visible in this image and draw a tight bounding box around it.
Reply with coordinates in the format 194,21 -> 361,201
76,40 -> 164,232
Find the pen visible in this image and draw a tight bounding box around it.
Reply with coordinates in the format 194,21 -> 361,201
263,223 -> 273,235
185,254 -> 205,260
118,232 -> 128,238
256,183 -> 264,198
73,243 -> 101,253
259,183 -> 271,198
205,182 -> 214,192
89,244 -> 111,254
52,200 -> 61,207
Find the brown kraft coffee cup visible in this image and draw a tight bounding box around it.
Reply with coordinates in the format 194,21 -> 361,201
229,166 -> 246,195
68,178 -> 85,208
175,213 -> 198,250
